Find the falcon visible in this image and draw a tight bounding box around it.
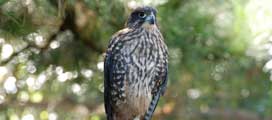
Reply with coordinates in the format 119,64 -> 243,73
104,6 -> 168,120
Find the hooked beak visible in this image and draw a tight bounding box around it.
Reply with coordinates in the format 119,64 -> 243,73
145,12 -> 155,25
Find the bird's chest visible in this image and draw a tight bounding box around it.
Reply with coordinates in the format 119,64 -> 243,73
117,35 -> 160,114
123,35 -> 159,84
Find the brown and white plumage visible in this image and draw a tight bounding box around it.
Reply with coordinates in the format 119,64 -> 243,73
104,6 -> 168,120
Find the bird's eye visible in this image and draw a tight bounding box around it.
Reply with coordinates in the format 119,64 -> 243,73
138,12 -> 146,18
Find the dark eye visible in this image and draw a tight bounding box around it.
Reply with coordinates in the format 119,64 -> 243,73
138,12 -> 146,18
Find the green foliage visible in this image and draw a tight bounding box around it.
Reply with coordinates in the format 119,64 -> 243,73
0,0 -> 272,120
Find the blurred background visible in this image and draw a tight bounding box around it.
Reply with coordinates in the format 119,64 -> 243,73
0,0 -> 272,120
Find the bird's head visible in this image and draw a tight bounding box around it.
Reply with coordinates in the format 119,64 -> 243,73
126,6 -> 157,29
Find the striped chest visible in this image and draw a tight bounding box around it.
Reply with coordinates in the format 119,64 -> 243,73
107,27 -> 167,117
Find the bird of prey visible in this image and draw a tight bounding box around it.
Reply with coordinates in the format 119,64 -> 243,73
104,6 -> 168,120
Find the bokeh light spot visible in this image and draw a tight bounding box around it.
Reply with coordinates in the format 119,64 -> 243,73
30,91 -> 43,103
50,41 -> 60,49
187,88 -> 201,100
0,94 -> 5,104
81,69 -> 93,78
72,83 -> 82,95
40,110 -> 48,120
0,66 -> 8,82
18,91 -> 29,102
90,115 -> 100,120
97,62 -> 104,71
48,112 -> 58,120
4,76 -> 17,94
22,114 -> 34,120
1,44 -> 14,60
9,113 -> 19,120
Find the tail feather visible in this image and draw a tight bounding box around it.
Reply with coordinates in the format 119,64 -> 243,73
144,91 -> 161,120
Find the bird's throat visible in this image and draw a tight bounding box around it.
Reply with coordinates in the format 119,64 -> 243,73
142,23 -> 156,30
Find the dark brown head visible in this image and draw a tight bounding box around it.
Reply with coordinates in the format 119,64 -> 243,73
126,6 -> 157,28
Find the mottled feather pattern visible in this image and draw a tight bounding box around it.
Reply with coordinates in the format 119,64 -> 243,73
104,6 -> 168,120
